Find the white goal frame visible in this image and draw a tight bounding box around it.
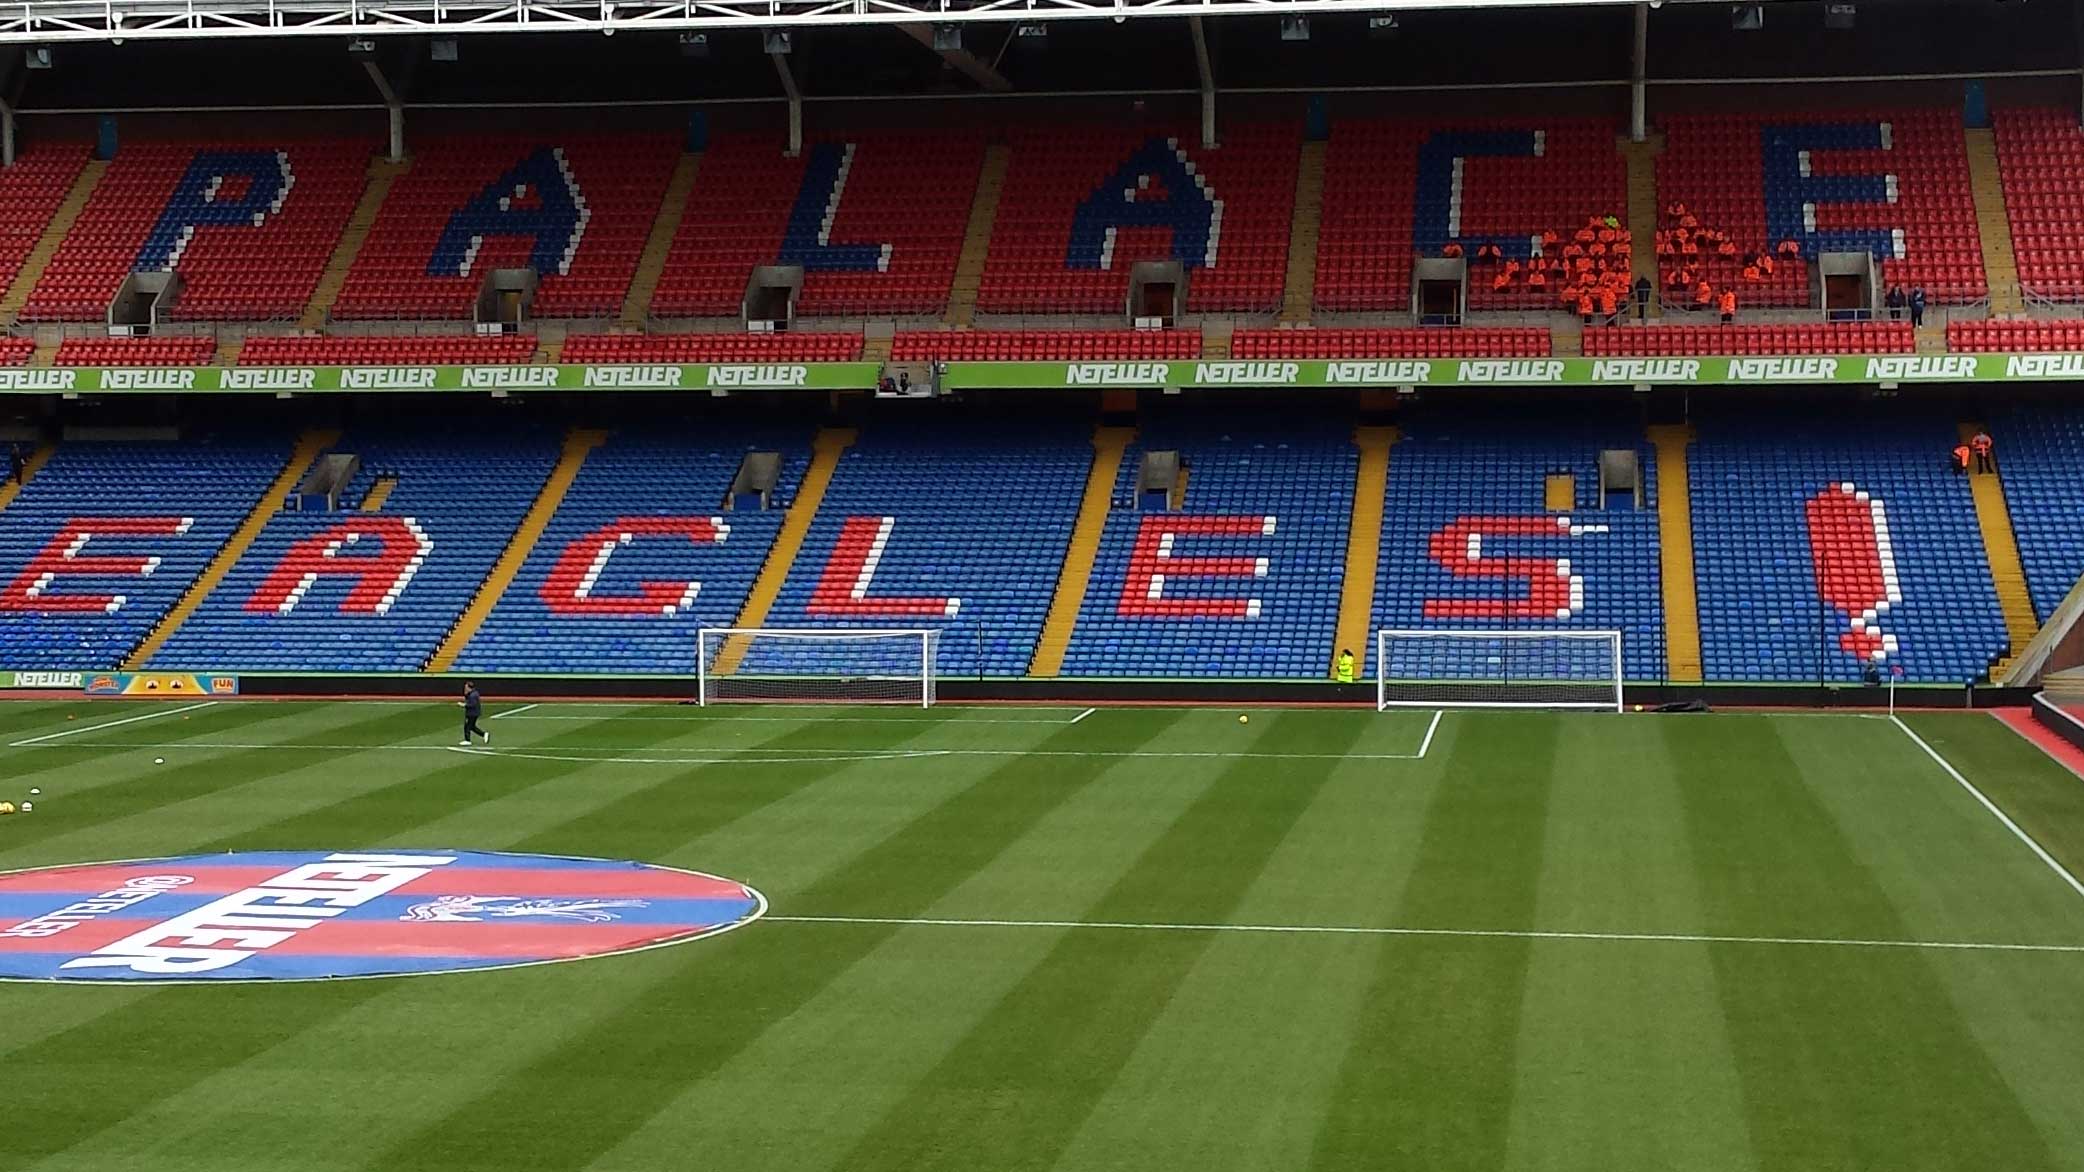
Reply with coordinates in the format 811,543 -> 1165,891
1375,628 -> 1624,712
696,627 -> 940,708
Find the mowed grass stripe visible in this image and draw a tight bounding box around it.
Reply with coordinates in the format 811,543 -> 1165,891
178,707 -> 788,856
16,715 -> 978,1172
0,700 -> 314,805
1904,711 -> 2084,897
1305,712 -> 1562,1172
1039,713 -> 1456,1172
0,706 -> 718,1169
829,710 -> 1373,1172
0,704 -> 449,865
1502,717 -> 1754,1172
578,716 -> 1252,1172
1671,716 -> 2061,1172
364,710 -> 1193,1172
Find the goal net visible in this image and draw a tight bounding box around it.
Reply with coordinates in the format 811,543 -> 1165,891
697,628 -> 940,707
1375,629 -> 1623,711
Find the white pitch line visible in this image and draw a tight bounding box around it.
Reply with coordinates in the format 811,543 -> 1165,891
762,913 -> 2084,956
7,740 -> 1428,762
490,703 -> 541,720
498,714 -> 1083,726
9,701 -> 218,747
1071,707 -> 1096,725
1415,710 -> 1443,759
1893,714 -> 2084,903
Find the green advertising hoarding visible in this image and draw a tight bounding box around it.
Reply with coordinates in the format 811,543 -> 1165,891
0,363 -> 884,394
6,352 -> 2084,394
934,352 -> 2084,389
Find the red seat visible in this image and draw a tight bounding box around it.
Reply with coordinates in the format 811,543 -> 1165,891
562,332 -> 863,363
1581,323 -> 1914,357
1230,327 -> 1550,359
51,336 -> 217,367
237,335 -> 538,365
332,136 -> 676,322
888,329 -> 1201,362
20,140 -> 370,323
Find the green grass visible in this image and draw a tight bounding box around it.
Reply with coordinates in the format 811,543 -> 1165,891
2,699 -> 2084,1171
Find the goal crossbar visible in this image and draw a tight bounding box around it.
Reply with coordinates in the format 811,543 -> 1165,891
1376,628 -> 1623,712
698,627 -> 940,707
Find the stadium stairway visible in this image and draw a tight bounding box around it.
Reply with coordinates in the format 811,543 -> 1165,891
0,443 -> 57,511
1964,128 -> 2025,317
1959,420 -> 2037,675
620,152 -> 702,327
0,159 -> 106,325
1621,134 -> 1664,317
1278,139 -> 1327,325
301,157 -> 406,330
714,427 -> 855,675
945,144 -> 1010,328
426,428 -> 606,671
1030,424 -> 1133,677
1647,423 -> 1703,682
1331,425 -> 1393,674
360,475 -> 399,511
122,428 -> 340,668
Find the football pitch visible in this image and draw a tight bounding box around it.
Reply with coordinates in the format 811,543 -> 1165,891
3,698 -> 2084,1171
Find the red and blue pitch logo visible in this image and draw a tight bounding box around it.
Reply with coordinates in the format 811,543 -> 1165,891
0,850 -> 766,983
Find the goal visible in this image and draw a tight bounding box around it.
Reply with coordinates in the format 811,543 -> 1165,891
1375,629 -> 1624,711
696,628 -> 940,707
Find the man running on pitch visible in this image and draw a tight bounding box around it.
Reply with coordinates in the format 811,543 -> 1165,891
459,681 -> 490,746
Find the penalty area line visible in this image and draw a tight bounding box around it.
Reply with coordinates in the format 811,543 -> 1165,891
763,913 -> 2084,956
1892,713 -> 2084,904
10,701 -> 219,747
490,703 -> 540,720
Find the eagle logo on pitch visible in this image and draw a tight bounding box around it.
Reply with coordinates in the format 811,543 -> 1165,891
400,895 -> 650,923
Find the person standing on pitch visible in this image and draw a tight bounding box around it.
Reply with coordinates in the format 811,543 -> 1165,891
459,681 -> 490,746
1336,648 -> 1357,684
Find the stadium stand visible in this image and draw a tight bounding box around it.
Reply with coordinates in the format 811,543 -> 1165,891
20,141 -> 370,322
1992,107 -> 2084,300
329,135 -> 677,321
1688,409 -> 2008,683
1946,319 -> 2084,353
1369,410 -> 1666,682
1991,405 -> 2084,624
236,335 -> 538,365
1316,118 -> 1628,313
1231,327 -> 1550,359
1580,322 -> 1914,356
0,143 -> 90,308
978,122 -> 1299,314
651,132 -> 984,318
888,330 -> 1201,362
0,338 -> 33,366
1655,109 -> 1986,307
1059,410 -> 1353,678
0,435 -> 292,668
750,418 -> 1091,676
147,426 -> 561,671
52,336 -> 218,366
452,425 -> 810,673
562,333 -> 864,363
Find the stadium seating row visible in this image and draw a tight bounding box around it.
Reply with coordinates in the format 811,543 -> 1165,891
12,105 -> 2061,327
0,408 -> 2068,682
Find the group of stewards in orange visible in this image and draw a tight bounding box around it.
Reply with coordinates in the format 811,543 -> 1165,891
1449,215 -> 1637,323
1655,202 -> 1804,323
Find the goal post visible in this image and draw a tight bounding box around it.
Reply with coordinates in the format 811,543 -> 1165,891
697,628 -> 940,707
1375,629 -> 1624,712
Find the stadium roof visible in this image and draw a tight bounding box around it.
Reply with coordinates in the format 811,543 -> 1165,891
0,0 -> 1804,47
